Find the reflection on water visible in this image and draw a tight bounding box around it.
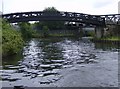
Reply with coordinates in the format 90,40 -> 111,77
39,38 -> 64,64
2,52 -> 23,70
1,37 -> 119,87
94,42 -> 119,51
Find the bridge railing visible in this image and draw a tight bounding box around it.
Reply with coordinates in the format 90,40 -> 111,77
99,14 -> 120,25
2,11 -> 105,26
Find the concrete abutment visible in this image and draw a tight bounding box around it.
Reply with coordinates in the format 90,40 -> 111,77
95,26 -> 104,38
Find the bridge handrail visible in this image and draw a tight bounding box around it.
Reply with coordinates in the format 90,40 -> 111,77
2,11 -> 105,22
97,14 -> 120,16
1,11 -> 108,26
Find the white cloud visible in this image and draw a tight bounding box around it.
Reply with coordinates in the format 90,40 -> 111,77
93,0 -> 113,8
1,0 -> 120,15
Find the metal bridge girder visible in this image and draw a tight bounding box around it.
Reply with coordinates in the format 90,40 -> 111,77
2,11 -> 107,26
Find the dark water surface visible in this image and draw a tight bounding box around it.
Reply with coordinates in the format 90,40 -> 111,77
1,37 -> 119,87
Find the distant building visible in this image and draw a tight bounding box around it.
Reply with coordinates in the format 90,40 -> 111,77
118,1 -> 120,14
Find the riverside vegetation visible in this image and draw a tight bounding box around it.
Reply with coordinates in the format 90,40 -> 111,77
2,7 -> 120,57
1,7 -> 63,57
2,19 -> 24,57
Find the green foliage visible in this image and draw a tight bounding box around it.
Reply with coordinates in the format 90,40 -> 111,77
102,36 -> 120,41
0,18 -> 2,56
2,19 -> 24,56
43,7 -> 58,13
18,22 -> 36,39
34,22 -> 43,30
105,25 -> 120,37
0,18 -> 2,41
113,25 -> 120,37
0,30 -> 2,56
84,31 -> 95,37
42,21 -> 65,30
0,19 -> 1,27
42,26 -> 49,37
35,7 -> 65,31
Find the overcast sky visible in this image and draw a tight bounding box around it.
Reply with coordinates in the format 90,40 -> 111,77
0,0 -> 119,15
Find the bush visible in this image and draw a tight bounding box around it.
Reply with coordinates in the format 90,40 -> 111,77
2,19 -> 24,56
42,25 -> 49,37
18,22 -> 35,39
34,7 -> 65,31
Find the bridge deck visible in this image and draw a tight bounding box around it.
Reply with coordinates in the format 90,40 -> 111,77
2,11 -> 120,26
2,11 -> 105,26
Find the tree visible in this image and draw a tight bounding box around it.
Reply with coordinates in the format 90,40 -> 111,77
35,7 -> 65,30
2,19 -> 24,56
18,22 -> 34,39
43,7 -> 59,13
42,25 -> 49,37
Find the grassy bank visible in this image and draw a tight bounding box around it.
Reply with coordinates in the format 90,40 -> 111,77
93,36 -> 120,41
91,36 -> 120,44
102,37 -> 120,41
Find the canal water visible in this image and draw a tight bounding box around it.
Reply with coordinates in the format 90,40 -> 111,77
1,37 -> 119,87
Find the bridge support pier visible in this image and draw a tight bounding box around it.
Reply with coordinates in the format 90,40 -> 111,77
95,26 -> 104,38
